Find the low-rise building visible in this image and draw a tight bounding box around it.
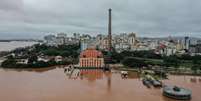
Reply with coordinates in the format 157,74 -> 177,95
189,44 -> 201,55
16,59 -> 28,64
37,57 -> 50,62
55,56 -> 63,62
79,48 -> 105,68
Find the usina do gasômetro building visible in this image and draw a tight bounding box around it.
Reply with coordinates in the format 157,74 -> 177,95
79,48 -> 105,68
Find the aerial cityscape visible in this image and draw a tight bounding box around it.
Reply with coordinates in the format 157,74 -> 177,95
0,0 -> 201,101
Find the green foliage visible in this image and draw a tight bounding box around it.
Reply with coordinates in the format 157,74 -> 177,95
178,54 -> 192,60
176,54 -> 201,60
191,56 -> 201,74
48,59 -> 57,66
191,64 -> 199,74
120,50 -> 162,59
102,50 -> 161,64
1,44 -> 81,68
163,56 -> 180,68
122,57 -> 147,68
1,58 -> 16,68
36,44 -> 80,58
144,60 -> 163,66
28,55 -> 38,64
2,59 -> 64,68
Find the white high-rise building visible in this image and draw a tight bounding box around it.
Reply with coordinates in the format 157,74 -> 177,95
128,33 -> 136,45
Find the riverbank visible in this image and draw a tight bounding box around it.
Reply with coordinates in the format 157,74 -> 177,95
0,66 -> 57,73
1,43 -> 80,69
0,58 -> 70,69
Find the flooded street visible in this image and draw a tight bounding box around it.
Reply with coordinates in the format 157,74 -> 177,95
0,67 -> 200,101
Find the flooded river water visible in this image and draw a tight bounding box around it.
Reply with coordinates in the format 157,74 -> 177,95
0,67 -> 200,101
0,41 -> 38,52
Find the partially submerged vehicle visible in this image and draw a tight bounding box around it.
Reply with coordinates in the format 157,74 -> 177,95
142,74 -> 162,88
142,79 -> 151,88
151,80 -> 162,87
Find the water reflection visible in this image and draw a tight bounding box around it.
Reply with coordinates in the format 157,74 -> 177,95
65,69 -> 113,91
64,69 -> 140,80
64,69 -> 142,93
105,71 -> 112,92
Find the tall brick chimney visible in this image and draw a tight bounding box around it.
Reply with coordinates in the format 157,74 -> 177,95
108,8 -> 112,52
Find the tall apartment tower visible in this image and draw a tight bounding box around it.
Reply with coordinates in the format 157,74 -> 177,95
184,36 -> 190,50
108,8 -> 112,52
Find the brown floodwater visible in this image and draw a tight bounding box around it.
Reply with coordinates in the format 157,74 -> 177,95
0,67 -> 200,101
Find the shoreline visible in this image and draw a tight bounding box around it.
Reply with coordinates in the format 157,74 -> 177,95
0,66 -> 64,73
0,64 -> 67,69
1,66 -> 201,76
2,62 -> 198,76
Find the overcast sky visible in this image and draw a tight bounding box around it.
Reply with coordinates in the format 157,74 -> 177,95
0,0 -> 201,39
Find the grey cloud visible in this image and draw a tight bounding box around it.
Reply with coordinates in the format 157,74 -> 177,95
0,0 -> 23,11
0,0 -> 201,39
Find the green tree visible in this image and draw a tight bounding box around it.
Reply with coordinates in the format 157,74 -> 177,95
191,58 -> 201,74
163,56 -> 180,70
122,57 -> 146,68
1,58 -> 16,68
199,67 -> 201,73
111,50 -> 123,63
191,65 -> 199,74
28,55 -> 38,64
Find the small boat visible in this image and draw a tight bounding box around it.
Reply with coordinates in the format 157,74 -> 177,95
142,79 -> 151,88
163,85 -> 192,100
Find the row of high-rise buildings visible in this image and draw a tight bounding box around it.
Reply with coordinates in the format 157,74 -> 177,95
43,32 -> 201,56
44,33 -> 81,46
